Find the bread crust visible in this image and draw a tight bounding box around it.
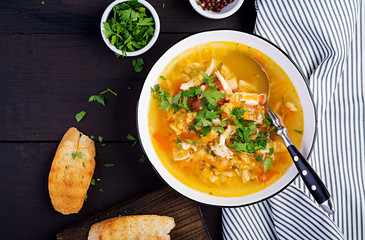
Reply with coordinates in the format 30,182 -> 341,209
48,127 -> 95,215
88,215 -> 175,240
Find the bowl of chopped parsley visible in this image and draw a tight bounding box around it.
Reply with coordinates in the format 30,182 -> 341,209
101,0 -> 160,57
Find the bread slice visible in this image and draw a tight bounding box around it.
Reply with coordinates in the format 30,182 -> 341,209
88,215 -> 175,240
48,127 -> 96,215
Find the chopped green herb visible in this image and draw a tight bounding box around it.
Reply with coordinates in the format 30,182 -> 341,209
262,156 -> 273,172
126,134 -> 138,147
177,144 -> 182,151
88,94 -> 105,105
268,147 -> 274,155
72,151 -> 82,160
99,188 -> 104,192
89,88 -> 118,106
261,112 -> 272,126
90,178 -> 95,186
213,126 -> 225,133
138,155 -> 146,163
189,67 -> 200,74
176,137 -> 181,143
90,135 -> 95,140
201,126 -> 212,137
202,85 -> 226,106
132,58 -> 144,72
160,75 -> 166,80
162,3 -> 165,8
35,134 -> 40,137
102,1 -> 155,57
103,163 -> 115,167
41,1 -> 45,4
151,85 -> 172,110
221,120 -> 227,127
101,143 -> 107,147
84,194 -> 88,201
100,88 -> 118,96
217,62 -> 223,71
98,136 -> 103,143
75,111 -> 86,122
256,154 -> 264,162
294,129 -> 303,135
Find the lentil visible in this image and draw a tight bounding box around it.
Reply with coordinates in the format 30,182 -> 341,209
196,0 -> 234,12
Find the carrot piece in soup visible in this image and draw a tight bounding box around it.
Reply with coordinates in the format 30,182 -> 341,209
259,170 -> 280,183
153,132 -> 173,152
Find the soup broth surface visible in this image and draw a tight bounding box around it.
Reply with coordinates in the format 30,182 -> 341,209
149,42 -> 303,197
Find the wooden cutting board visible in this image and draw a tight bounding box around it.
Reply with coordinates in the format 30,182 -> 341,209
57,186 -> 212,239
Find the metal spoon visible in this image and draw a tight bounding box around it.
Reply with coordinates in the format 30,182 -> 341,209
251,58 -> 334,214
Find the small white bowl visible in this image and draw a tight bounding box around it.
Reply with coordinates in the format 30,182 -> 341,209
137,30 -> 316,207
189,0 -> 244,19
100,0 -> 160,57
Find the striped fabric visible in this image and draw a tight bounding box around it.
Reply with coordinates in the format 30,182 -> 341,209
222,0 -> 365,239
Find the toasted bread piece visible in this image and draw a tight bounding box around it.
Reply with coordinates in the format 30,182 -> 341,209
88,215 -> 175,240
48,127 -> 96,215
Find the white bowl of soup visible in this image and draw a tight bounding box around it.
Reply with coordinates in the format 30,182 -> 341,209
137,30 -> 316,206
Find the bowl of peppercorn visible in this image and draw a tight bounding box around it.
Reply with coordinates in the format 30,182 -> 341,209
189,0 -> 244,19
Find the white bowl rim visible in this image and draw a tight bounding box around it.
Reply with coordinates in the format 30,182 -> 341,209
100,0 -> 160,57
137,30 -> 317,207
189,0 -> 244,19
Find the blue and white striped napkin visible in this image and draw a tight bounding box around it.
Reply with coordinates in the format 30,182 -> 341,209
223,0 -> 365,239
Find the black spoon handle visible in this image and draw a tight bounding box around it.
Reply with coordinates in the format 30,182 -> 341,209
287,144 -> 331,205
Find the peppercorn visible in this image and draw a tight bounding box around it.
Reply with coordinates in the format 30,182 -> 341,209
196,0 -> 234,12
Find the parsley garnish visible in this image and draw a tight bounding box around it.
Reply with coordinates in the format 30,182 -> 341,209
160,75 -> 166,80
90,178 -> 95,186
72,151 -> 82,159
98,136 -> 103,143
262,156 -> 273,172
84,194 -> 88,201
99,188 -> 104,192
138,155 -> 146,163
132,58 -> 144,72
90,135 -> 95,140
294,129 -> 303,135
89,88 -> 117,106
256,154 -> 263,162
126,134 -> 138,147
75,111 -> 86,122
202,85 -> 226,106
213,126 -> 224,133
162,3 -> 165,8
103,163 -> 115,167
102,0 -> 155,56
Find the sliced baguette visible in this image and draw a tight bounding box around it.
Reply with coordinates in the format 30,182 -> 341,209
88,215 -> 175,240
48,127 -> 96,215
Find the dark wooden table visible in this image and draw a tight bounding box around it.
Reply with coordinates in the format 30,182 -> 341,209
0,1 -> 256,239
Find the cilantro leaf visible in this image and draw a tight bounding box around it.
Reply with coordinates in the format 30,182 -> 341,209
90,178 -> 95,186
132,58 -> 144,72
214,126 -> 224,133
269,147 -> 274,155
261,112 -> 272,126
201,126 -> 211,137
202,72 -> 214,85
138,155 -> 146,163
98,136 -> 103,143
231,107 -> 247,119
202,85 -> 226,106
103,163 -> 115,167
262,156 -> 273,172
103,2 -> 155,57
160,75 -> 166,80
294,129 -> 303,135
88,94 -> 105,105
75,111 -> 86,122
256,154 -> 264,162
